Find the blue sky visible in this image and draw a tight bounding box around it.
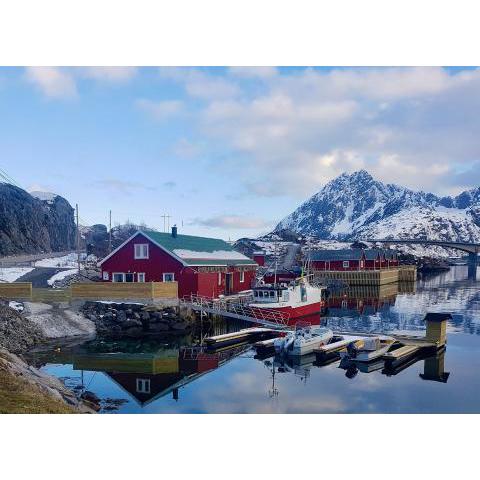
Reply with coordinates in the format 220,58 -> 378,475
1,66 -> 479,239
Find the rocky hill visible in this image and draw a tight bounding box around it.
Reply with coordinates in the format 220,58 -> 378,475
0,183 -> 76,256
275,170 -> 480,248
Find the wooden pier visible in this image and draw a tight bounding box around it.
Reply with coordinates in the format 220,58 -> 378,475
314,268 -> 400,286
316,313 -> 450,365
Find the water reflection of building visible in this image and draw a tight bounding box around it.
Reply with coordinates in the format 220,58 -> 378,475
327,284 -> 399,316
72,344 -> 247,406
419,350 -> 450,383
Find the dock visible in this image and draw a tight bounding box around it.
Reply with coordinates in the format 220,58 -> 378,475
204,327 -> 279,349
317,313 -> 450,366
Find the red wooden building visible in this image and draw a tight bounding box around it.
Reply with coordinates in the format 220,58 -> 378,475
309,249 -> 398,271
99,227 -> 258,298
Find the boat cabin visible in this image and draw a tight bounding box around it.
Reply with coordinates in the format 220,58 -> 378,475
252,285 -> 290,303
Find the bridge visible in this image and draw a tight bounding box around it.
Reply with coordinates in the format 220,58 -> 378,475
364,238 -> 480,266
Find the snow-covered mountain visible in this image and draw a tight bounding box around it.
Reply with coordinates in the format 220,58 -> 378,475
275,170 -> 480,248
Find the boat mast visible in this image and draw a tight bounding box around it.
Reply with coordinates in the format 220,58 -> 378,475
274,241 -> 278,285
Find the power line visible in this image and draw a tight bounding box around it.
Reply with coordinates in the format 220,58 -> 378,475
0,166 -> 21,188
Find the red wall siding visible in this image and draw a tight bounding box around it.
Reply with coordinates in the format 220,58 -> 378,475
253,254 -> 265,266
312,260 -> 363,271
231,269 -> 256,292
101,234 -> 183,282
197,272 -> 223,298
101,233 -> 257,298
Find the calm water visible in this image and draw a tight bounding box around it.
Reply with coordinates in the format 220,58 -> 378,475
28,266 -> 480,413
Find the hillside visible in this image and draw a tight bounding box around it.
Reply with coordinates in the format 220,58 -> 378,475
275,170 -> 480,249
0,183 -> 76,256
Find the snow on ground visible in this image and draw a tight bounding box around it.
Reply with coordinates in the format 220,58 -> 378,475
29,191 -> 58,202
47,269 -> 78,286
253,241 -> 293,256
304,239 -> 352,250
8,301 -> 24,312
35,253 -> 83,268
0,267 -> 34,282
23,302 -> 96,338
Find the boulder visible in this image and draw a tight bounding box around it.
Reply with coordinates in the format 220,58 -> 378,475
170,321 -> 189,331
149,322 -> 169,332
121,319 -> 142,329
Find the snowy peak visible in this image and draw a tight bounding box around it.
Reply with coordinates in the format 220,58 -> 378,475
275,170 -> 480,245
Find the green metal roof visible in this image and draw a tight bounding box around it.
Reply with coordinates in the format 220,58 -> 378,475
141,230 -> 257,266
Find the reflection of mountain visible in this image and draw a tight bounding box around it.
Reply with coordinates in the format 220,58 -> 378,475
71,344 -> 248,406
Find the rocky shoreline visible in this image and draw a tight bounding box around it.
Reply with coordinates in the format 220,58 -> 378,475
0,297 -> 198,413
0,302 -> 96,413
81,301 -> 192,336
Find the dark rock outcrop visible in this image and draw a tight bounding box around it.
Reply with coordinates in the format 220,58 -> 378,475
0,303 -> 45,353
0,183 -> 76,255
80,301 -> 186,336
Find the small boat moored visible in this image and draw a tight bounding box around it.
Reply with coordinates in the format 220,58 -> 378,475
340,335 -> 396,362
274,323 -> 333,357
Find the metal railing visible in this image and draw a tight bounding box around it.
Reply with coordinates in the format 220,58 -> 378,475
180,294 -> 290,328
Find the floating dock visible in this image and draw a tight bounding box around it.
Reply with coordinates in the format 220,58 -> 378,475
205,327 -> 279,349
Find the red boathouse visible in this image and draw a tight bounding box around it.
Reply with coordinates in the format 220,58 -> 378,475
99,227 -> 258,298
308,249 -> 398,271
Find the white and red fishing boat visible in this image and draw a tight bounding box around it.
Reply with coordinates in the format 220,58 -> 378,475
248,277 -> 328,323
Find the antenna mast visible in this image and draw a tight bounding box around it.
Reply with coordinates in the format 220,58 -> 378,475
109,209 -> 112,253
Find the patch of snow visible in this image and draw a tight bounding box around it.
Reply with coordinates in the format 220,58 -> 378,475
23,302 -> 96,338
35,253 -> 83,268
47,269 -> 78,286
173,249 -> 251,261
0,267 -> 34,282
330,202 -> 354,236
29,191 -> 58,202
8,301 -> 24,312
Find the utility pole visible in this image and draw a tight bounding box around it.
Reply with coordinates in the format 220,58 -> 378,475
109,210 -> 112,253
76,203 -> 80,275
167,214 -> 171,232
161,214 -> 166,232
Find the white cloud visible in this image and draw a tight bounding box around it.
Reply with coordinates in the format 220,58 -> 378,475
228,66 -> 278,79
161,66 -> 480,197
81,67 -> 137,82
192,215 -> 272,229
135,98 -> 184,120
24,67 -> 77,99
158,67 -> 240,100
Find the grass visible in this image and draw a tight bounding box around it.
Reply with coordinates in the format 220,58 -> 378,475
0,363 -> 76,414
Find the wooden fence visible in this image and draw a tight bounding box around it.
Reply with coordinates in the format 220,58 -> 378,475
0,281 -> 178,301
70,281 -> 178,300
0,282 -> 32,298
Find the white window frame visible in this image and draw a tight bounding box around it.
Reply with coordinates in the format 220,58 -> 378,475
102,271 -> 109,281
112,272 -> 125,283
136,378 -> 151,394
137,273 -> 146,283
163,272 -> 175,282
218,272 -> 222,286
239,270 -> 245,283
134,243 -> 149,259
343,261 -> 350,268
